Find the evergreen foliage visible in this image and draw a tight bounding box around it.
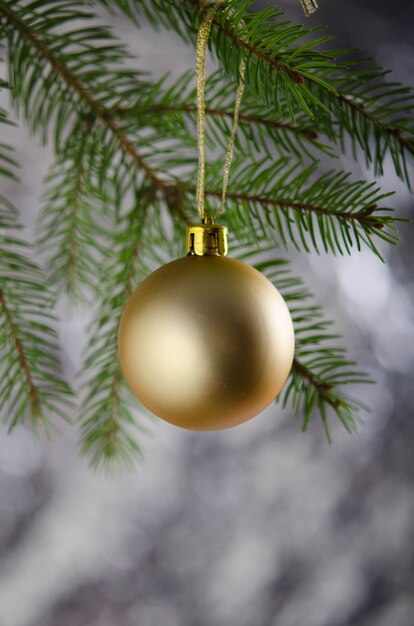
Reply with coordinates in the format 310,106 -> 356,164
0,0 -> 412,467
236,245 -> 370,442
0,107 -> 72,432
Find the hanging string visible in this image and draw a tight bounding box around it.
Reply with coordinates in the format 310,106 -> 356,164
195,0 -> 245,223
195,0 -> 316,221
219,58 -> 245,216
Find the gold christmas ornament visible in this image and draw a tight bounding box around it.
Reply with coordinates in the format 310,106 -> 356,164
118,223 -> 295,430
118,3 -> 295,431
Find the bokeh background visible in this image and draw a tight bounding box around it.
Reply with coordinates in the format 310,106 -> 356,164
0,1 -> 413,625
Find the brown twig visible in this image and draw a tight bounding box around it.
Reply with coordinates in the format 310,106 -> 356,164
131,104 -> 318,140
0,288 -> 42,417
292,358 -> 332,394
337,93 -> 414,150
199,187 -> 384,227
212,20 -> 305,85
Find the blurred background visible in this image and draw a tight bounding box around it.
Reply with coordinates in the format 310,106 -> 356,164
0,1 -> 413,625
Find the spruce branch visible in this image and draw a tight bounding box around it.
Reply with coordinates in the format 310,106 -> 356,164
0,287 -> 42,425
0,0 -> 410,464
123,102 -> 320,147
158,105 -> 316,136
38,129 -> 106,298
0,0 -> 192,300
289,358 -> 366,441
103,0 -> 414,186
119,70 -> 333,159
186,158 -> 401,258
212,9 -> 414,186
79,191 -> 183,469
322,60 -> 414,187
0,220 -> 73,435
0,267 -> 72,434
0,0 -> 167,190
80,209 -> 146,468
96,0 -> 340,117
210,2 -> 414,185
237,246 -> 370,439
0,110 -> 72,432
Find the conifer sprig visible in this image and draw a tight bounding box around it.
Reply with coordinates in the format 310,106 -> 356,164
38,129 -> 109,299
0,243 -> 73,432
237,246 -> 370,440
79,206 -> 149,469
0,0 -> 165,191
101,0 -> 414,187
0,114 -> 73,432
79,193 -> 183,469
211,6 -> 414,187
0,0 -> 411,465
120,70 -> 333,160
188,158 -> 401,258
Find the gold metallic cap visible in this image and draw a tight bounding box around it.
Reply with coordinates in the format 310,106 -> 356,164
186,222 -> 228,257
300,0 -> 318,16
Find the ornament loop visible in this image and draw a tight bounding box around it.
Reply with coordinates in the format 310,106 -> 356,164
186,223 -> 228,256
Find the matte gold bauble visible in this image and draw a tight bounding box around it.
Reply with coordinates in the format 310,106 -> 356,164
118,224 -> 295,431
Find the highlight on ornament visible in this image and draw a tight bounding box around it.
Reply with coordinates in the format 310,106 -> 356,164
118,223 -> 295,431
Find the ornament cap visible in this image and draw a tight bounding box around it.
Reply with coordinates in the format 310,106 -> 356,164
186,221 -> 228,256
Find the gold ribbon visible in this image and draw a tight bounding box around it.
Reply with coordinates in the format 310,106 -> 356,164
195,1 -> 245,222
195,0 -> 316,221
